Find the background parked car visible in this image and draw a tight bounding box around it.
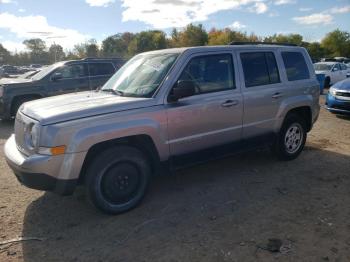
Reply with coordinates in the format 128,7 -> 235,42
326,78 -> 350,115
314,62 -> 350,88
0,58 -> 125,119
0,65 -> 21,78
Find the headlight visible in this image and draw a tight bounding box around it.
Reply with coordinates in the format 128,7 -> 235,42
329,87 -> 337,96
30,123 -> 40,148
24,123 -> 40,149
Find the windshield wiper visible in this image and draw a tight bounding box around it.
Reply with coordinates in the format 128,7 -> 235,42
100,89 -> 124,96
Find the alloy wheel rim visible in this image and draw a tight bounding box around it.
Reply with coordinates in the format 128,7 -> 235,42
284,123 -> 303,154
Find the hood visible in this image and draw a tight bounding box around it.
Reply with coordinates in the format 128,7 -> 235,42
333,78 -> 350,91
0,77 -> 34,85
21,91 -> 155,125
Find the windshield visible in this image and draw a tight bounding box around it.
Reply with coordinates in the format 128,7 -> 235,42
314,63 -> 333,71
31,63 -> 62,80
101,53 -> 179,97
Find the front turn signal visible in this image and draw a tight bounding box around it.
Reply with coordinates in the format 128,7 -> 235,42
39,145 -> 66,156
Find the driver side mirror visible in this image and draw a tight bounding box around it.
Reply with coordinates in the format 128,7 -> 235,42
169,80 -> 196,102
51,72 -> 63,81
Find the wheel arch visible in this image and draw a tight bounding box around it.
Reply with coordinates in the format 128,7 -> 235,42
284,106 -> 312,132
78,134 -> 161,184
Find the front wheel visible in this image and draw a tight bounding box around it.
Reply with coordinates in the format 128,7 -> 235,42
274,114 -> 307,161
85,146 -> 151,214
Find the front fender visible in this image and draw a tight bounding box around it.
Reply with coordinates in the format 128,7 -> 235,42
66,118 -> 169,161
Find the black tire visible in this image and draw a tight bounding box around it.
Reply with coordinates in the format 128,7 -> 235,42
85,146 -> 151,214
324,77 -> 331,89
274,114 -> 307,161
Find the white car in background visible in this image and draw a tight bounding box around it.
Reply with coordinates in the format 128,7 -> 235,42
314,62 -> 350,88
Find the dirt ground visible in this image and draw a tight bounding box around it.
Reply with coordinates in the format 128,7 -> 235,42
0,95 -> 350,262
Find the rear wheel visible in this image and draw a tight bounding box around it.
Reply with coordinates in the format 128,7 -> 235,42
274,114 -> 307,161
85,146 -> 151,214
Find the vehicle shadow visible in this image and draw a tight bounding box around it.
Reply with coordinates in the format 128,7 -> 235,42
21,146 -> 350,261
336,114 -> 350,121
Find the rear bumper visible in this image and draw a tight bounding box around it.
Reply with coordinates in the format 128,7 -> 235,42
4,134 -> 78,195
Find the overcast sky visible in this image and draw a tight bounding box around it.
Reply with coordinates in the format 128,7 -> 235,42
0,0 -> 349,53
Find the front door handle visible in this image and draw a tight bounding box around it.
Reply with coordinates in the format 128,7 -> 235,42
221,100 -> 239,107
272,92 -> 283,99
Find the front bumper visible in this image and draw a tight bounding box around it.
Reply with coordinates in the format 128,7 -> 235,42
326,94 -> 350,114
4,134 -> 78,195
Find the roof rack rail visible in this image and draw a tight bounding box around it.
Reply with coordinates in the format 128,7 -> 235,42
82,57 -> 106,60
229,41 -> 298,47
82,57 -> 125,61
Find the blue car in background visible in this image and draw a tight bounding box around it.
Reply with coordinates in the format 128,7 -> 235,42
326,78 -> 350,115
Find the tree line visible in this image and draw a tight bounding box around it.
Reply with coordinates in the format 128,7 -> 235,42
0,24 -> 349,66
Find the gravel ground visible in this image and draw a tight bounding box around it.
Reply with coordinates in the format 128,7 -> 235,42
0,95 -> 350,262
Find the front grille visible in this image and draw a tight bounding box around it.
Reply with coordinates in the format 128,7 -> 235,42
14,113 -> 28,155
336,91 -> 350,97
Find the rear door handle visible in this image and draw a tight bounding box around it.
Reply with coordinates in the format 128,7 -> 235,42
221,100 -> 239,107
272,92 -> 283,99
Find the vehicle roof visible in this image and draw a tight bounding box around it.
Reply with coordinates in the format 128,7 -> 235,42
141,44 -> 306,56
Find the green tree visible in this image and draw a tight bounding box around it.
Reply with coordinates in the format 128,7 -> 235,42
0,44 -> 11,64
23,38 -> 46,53
208,28 -> 232,45
321,29 -> 350,57
65,51 -> 79,60
48,44 -> 65,63
208,28 -> 260,45
85,39 -> 99,57
170,24 -> 208,47
102,32 -> 135,58
23,38 -> 48,64
305,42 -> 325,60
73,43 -> 86,58
264,33 -> 303,45
128,30 -> 167,55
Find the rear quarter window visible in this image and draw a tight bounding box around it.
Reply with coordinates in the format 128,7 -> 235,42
281,51 -> 310,81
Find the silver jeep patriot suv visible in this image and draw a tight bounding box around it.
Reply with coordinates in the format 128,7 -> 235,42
5,43 -> 320,214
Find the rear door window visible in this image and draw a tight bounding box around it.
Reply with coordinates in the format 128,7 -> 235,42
89,63 -> 115,76
240,52 -> 280,87
281,52 -> 310,81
